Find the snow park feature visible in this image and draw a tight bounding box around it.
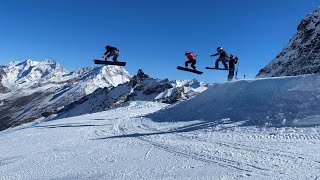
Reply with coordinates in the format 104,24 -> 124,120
147,74 -> 320,127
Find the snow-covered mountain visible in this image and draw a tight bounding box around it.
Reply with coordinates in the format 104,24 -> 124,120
0,59 -> 131,94
0,59 -> 131,130
256,7 -> 320,77
0,60 -> 208,130
48,69 -> 209,120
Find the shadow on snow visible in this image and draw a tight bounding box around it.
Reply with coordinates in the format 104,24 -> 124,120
93,121 -> 237,140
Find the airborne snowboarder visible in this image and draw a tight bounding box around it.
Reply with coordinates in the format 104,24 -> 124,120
210,47 -> 229,69
184,51 -> 197,70
177,51 -> 203,75
94,45 -> 126,66
102,45 -> 120,62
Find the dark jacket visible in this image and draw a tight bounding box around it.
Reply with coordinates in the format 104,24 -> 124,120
229,56 -> 238,69
211,49 -> 228,58
103,46 -> 119,56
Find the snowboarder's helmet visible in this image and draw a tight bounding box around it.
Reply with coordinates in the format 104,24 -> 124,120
217,47 -> 223,51
105,45 -> 110,49
185,51 -> 191,54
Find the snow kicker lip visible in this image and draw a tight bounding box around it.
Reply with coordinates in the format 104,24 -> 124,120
146,74 -> 320,128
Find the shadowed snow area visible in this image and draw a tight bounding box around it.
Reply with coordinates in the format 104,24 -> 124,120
148,74 -> 320,127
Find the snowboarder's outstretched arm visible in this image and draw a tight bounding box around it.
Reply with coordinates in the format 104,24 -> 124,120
210,53 -> 219,57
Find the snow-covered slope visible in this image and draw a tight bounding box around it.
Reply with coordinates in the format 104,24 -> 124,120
148,74 -> 320,127
0,60 -> 131,130
1,74 -> 320,179
256,7 -> 320,77
49,69 -> 209,120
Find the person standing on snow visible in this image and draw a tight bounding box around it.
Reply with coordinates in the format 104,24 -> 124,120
228,54 -> 238,81
210,47 -> 229,69
185,51 -> 198,70
102,45 -> 120,62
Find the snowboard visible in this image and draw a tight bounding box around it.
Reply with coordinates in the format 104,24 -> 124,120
93,59 -> 126,66
177,66 -> 203,75
205,67 -> 235,71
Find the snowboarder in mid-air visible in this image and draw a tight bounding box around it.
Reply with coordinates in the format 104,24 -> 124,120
176,51 -> 203,74
185,51 -> 197,70
94,45 -> 126,66
228,54 -> 238,81
102,45 -> 119,62
210,47 -> 229,69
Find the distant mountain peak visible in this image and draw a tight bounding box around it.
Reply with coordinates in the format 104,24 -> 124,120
0,59 -> 131,92
0,59 -> 132,130
130,69 -> 150,87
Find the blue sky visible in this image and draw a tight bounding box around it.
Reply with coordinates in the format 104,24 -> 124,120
0,0 -> 318,83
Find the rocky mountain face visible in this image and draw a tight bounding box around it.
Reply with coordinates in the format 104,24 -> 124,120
256,7 -> 320,77
0,68 -> 9,93
47,69 -> 209,120
0,60 -> 131,130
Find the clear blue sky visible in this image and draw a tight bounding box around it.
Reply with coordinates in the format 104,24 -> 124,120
0,0 -> 318,83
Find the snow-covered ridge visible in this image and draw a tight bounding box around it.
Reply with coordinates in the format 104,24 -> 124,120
0,59 -> 131,94
1,59 -> 68,90
0,59 -> 131,130
257,7 -> 320,77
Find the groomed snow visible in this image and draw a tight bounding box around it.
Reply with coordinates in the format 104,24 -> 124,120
1,75 -> 320,179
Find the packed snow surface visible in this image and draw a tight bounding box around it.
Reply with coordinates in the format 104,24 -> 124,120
149,74 -> 320,127
1,75 -> 320,179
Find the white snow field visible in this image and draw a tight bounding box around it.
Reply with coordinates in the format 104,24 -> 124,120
1,75 -> 320,180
